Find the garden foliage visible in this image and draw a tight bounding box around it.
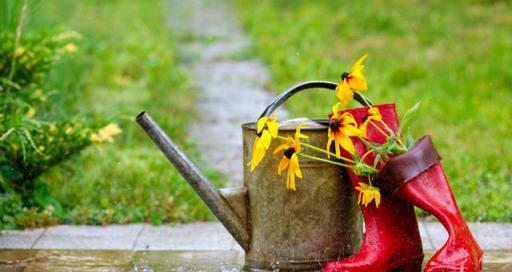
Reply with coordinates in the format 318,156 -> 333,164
0,3 -> 110,229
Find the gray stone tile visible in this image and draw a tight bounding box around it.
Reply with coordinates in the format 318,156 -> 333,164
422,221 -> 512,251
33,224 -> 143,250
418,221 -> 434,250
422,222 -> 449,250
468,222 -> 512,250
0,228 -> 44,249
134,222 -> 236,250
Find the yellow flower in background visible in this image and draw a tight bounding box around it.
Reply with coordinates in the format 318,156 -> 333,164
90,123 -> 122,143
327,103 -> 361,158
15,47 -> 25,57
62,43 -> 78,53
336,54 -> 368,105
25,107 -> 36,118
355,182 -> 381,208
359,106 -> 383,139
273,124 -> 308,190
248,113 -> 279,171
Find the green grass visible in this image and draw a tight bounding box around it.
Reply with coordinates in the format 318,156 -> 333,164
1,0 -> 218,228
234,0 -> 512,221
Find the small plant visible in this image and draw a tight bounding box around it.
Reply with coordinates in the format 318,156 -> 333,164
249,55 -> 420,208
0,2 -> 120,228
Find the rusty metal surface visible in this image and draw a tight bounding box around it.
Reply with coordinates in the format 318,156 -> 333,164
242,122 -> 362,271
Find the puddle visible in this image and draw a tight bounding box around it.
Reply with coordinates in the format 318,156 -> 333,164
0,249 -> 510,271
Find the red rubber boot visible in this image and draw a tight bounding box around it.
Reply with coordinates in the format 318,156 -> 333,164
377,136 -> 483,272
323,104 -> 423,272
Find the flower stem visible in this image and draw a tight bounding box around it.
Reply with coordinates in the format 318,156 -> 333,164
369,120 -> 391,139
378,120 -> 407,148
354,91 -> 372,107
360,149 -> 375,161
297,153 -> 352,168
357,136 -> 390,159
276,135 -> 354,163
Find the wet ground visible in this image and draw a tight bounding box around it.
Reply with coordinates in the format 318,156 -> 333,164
0,249 -> 511,271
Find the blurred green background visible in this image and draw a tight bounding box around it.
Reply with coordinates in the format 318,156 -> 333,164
0,0 -> 510,229
0,0 -> 219,229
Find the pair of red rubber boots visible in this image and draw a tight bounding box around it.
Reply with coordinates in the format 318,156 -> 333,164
323,104 -> 483,272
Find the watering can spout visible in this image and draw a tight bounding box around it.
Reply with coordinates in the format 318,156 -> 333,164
136,111 -> 250,251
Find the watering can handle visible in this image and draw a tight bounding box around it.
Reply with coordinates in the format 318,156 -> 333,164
258,80 -> 371,119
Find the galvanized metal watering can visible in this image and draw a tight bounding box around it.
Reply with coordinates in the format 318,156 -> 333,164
136,81 -> 370,271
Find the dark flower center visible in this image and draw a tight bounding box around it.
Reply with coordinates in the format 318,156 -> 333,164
329,118 -> 341,130
284,147 -> 296,159
361,115 -> 368,123
340,72 -> 350,80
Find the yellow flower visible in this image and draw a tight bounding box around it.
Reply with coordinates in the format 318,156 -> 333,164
90,123 -> 122,143
62,43 -> 78,53
15,47 -> 25,57
247,113 -> 279,171
327,103 -> 361,158
336,54 -> 368,105
273,124 -> 308,190
25,107 -> 36,118
355,182 -> 381,208
359,106 -> 383,139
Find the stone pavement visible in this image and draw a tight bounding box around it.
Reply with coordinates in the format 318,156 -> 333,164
1,222 -> 511,251
1,222 -> 512,271
167,0 -> 287,186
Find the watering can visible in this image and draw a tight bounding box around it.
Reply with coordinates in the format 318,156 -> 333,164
136,81 -> 370,271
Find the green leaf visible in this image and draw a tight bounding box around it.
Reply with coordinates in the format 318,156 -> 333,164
399,102 -> 421,134
406,129 -> 416,149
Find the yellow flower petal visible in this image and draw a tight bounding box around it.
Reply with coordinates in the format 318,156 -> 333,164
332,136 -> 341,159
340,135 -> 355,155
290,153 -> 302,179
295,123 -> 309,140
247,138 -> 266,171
348,76 -> 367,92
274,138 -> 292,154
335,80 -> 353,105
355,182 -> 381,208
277,157 -> 289,175
287,170 -> 296,191
360,122 -> 369,139
267,119 -> 279,138
326,136 -> 333,159
341,124 -> 361,137
256,117 -> 268,133
348,54 -> 368,91
350,54 -> 368,74
260,129 -> 272,149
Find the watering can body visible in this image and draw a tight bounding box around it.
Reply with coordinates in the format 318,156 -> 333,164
239,122 -> 362,271
137,81 -> 366,271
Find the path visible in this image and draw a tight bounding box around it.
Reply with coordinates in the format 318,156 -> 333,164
167,0 -> 287,186
1,222 -> 511,252
1,222 -> 512,270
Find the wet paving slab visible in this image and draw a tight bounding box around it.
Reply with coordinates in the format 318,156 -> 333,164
0,249 -> 510,271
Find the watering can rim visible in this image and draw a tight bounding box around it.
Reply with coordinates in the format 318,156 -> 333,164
242,103 -> 397,131
241,119 -> 329,131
